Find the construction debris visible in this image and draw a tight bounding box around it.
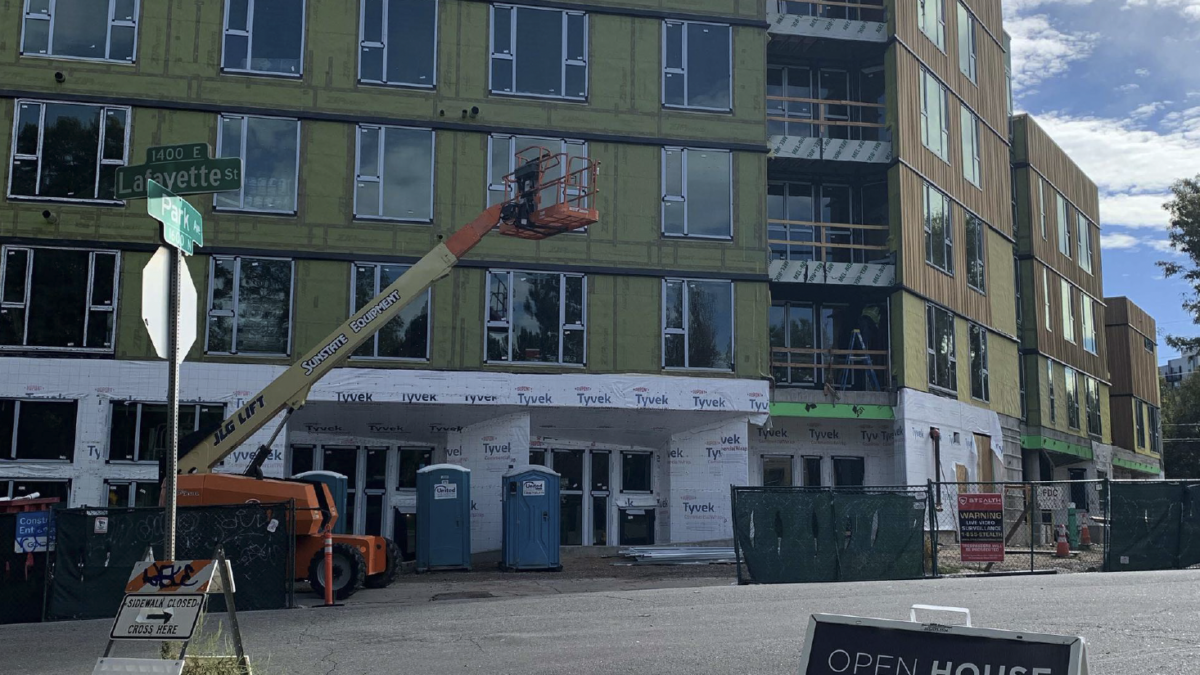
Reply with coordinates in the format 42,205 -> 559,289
616,546 -> 737,565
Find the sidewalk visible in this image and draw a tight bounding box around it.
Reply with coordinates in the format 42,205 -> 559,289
297,553 -> 737,608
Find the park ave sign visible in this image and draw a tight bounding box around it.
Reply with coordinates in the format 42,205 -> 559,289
113,143 -> 242,200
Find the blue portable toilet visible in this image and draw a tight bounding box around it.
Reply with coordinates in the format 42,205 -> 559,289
416,464 -> 471,571
502,466 -> 561,571
291,471 -> 350,534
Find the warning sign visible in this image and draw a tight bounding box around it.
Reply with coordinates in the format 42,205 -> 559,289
958,493 -> 1004,563
125,560 -> 226,594
110,594 -> 204,641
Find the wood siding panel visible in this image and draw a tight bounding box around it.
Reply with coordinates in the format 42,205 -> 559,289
1013,115 -> 1100,219
1109,395 -> 1137,455
1032,260 -> 1108,381
1104,297 -> 1161,405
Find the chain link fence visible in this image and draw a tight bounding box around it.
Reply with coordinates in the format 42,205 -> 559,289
930,480 -> 1108,576
731,486 -> 929,584
45,502 -> 295,621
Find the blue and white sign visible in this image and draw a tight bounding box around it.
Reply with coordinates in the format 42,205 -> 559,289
14,510 -> 55,553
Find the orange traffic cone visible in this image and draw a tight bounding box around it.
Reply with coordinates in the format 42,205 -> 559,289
1055,523 -> 1070,557
1079,512 -> 1093,549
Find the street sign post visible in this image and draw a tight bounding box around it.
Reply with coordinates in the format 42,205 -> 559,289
142,247 -> 197,361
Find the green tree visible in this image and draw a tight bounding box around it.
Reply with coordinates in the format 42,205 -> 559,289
1158,176 -> 1200,352
1161,374 -> 1200,478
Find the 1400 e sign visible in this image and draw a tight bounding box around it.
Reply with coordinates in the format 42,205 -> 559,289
113,143 -> 242,200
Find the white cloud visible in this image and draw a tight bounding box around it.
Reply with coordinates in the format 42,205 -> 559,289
1124,0 -> 1200,21
1005,14 -> 1098,94
1099,193 -> 1171,228
1135,68 -> 1152,77
1101,232 -> 1141,249
1148,238 -> 1180,253
1116,83 -> 1141,92
1131,101 -> 1170,119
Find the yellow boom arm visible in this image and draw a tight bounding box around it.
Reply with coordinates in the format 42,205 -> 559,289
179,204 -> 504,474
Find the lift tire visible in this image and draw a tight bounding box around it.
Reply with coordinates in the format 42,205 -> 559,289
308,543 -> 367,601
365,538 -> 403,589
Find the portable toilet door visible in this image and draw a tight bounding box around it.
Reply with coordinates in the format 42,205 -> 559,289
416,464 -> 471,571
502,466 -> 561,571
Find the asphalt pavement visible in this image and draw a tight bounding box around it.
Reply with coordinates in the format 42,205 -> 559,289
3,569 -> 1198,674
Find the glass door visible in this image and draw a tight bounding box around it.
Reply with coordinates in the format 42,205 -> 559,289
363,446 -> 388,537
591,451 -> 610,546
552,449 -> 612,546
553,450 -> 584,545
321,446 -> 358,533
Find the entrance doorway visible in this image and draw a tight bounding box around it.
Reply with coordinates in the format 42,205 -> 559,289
532,449 -> 611,546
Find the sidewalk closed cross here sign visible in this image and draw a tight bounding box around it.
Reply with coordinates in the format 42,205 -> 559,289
110,594 -> 204,641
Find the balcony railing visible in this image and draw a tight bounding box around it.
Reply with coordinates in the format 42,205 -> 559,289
768,219 -> 895,285
771,346 -> 890,391
768,96 -> 891,163
768,0 -> 888,43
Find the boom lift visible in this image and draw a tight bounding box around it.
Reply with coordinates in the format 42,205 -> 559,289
173,149 -> 599,599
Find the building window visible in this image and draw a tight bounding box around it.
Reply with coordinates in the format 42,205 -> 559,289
1038,179 -> 1047,240
354,125 -> 434,221
960,105 -> 981,187
359,0 -> 437,87
663,279 -> 734,371
9,100 -> 129,202
969,323 -> 989,402
1135,399 -> 1146,449
1,246 -> 118,351
1081,296 -> 1096,354
1064,367 -> 1080,430
920,69 -> 949,161
1061,279 -> 1075,343
0,479 -> 70,502
1014,257 -> 1023,329
621,451 -> 652,493
108,402 -> 224,463
965,213 -> 985,292
926,304 -> 957,393
1149,405 -> 1161,454
222,0 -> 305,76
1019,354 -> 1027,419
215,114 -> 300,213
662,20 -> 731,111
487,135 -> 588,208
803,456 -> 823,486
918,0 -> 945,50
486,270 -> 585,365
351,263 -> 429,360
956,3 -> 976,83
1042,267 -> 1052,331
21,0 -> 138,62
1077,212 -> 1094,274
1,399 -> 77,461
106,480 -> 162,508
662,147 -> 732,239
490,5 -> 587,100
397,448 -> 433,489
1145,336 -> 1155,354
762,455 -> 793,487
1047,359 -> 1056,425
1085,376 -> 1101,438
833,456 -> 865,487
924,182 -> 953,274
206,256 -> 294,355
770,302 -> 815,386
1056,192 -> 1071,258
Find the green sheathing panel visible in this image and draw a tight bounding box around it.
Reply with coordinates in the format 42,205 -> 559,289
894,290 -> 926,393
1113,456 -> 1160,475
1099,380 -> 1112,445
770,402 -> 895,420
988,332 -> 1021,419
987,229 -> 1018,337
1021,434 -> 1093,461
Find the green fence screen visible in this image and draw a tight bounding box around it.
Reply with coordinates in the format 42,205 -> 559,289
732,487 -> 928,584
1107,481 -> 1200,572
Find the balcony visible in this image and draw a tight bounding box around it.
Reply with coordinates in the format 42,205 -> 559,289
766,180 -> 895,286
767,0 -> 888,46
770,300 -> 891,394
768,96 -> 891,164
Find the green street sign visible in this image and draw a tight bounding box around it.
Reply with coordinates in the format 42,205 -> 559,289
147,143 -> 210,164
148,180 -> 203,255
115,157 -> 242,200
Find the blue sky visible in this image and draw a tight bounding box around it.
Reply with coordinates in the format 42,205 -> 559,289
1004,0 -> 1200,363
